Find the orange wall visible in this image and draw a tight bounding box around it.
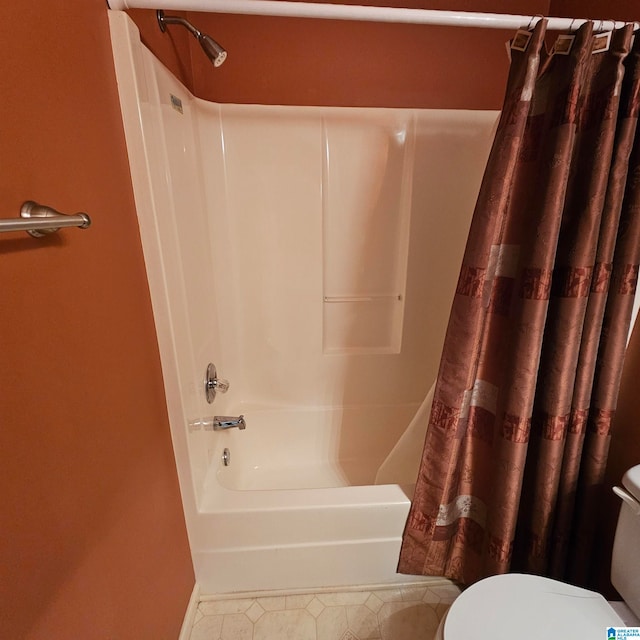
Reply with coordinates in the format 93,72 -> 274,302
0,2 -> 194,639
133,0 -> 549,109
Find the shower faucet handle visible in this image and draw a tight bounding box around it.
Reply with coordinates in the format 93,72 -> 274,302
205,363 -> 229,403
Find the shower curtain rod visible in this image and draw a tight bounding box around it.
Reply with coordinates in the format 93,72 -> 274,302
108,0 -> 636,31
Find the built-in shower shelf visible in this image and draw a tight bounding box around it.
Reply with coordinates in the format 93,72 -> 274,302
323,294 -> 402,303
322,293 -> 405,354
321,113 -> 412,355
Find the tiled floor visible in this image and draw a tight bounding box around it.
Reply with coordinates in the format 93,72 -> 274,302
190,583 -> 460,640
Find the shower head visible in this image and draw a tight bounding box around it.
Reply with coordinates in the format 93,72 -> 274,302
157,10 -> 227,67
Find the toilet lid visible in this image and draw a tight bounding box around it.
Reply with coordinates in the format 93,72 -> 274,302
443,573 -> 624,640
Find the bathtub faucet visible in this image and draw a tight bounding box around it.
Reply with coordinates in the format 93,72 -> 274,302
213,415 -> 246,430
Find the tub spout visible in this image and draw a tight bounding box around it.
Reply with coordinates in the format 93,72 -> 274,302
213,415 -> 246,430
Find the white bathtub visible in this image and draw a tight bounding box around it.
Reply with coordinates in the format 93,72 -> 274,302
211,404 -> 418,490
193,405 -> 424,593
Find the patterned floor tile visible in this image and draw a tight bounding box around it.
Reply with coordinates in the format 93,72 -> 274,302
317,606 -> 349,640
317,592 -> 371,607
245,601 -> 265,623
257,596 -> 286,611
400,587 -> 427,602
306,596 -> 326,618
199,598 -> 254,616
190,614 -> 223,640
421,589 -> 441,606
286,593 -> 315,609
435,603 -> 450,620
378,601 -> 440,640
374,589 -> 404,603
254,608 -> 316,640
220,613 -> 253,640
364,593 -> 384,614
429,585 -> 460,604
193,583 -> 458,640
346,604 -> 380,639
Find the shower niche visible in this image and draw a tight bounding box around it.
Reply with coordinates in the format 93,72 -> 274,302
322,114 -> 413,354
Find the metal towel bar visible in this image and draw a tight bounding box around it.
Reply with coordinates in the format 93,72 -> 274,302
0,201 -> 91,237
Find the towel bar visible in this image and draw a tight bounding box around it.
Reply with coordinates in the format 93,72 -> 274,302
0,201 -> 91,237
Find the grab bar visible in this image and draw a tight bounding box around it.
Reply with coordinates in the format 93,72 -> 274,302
0,201 -> 91,238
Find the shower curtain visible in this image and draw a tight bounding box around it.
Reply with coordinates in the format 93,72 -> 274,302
399,19 -> 640,586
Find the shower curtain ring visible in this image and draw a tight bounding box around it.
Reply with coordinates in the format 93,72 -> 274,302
528,14 -> 543,31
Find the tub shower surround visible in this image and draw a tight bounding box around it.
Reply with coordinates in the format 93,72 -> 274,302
109,11 -> 497,594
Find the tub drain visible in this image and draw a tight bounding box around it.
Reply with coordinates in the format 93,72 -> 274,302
222,448 -> 231,466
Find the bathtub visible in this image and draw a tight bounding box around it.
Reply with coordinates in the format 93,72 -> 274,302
193,404 -> 427,593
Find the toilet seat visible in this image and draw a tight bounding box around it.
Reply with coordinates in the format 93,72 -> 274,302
439,573 -> 625,640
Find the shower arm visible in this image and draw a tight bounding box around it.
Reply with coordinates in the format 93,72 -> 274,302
158,12 -> 202,38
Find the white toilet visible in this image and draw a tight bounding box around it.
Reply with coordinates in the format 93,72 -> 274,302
436,464 -> 640,639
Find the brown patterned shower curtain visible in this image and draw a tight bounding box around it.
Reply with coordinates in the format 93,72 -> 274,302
399,20 -> 640,586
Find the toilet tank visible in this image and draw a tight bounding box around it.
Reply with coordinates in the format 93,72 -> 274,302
611,464 -> 640,617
